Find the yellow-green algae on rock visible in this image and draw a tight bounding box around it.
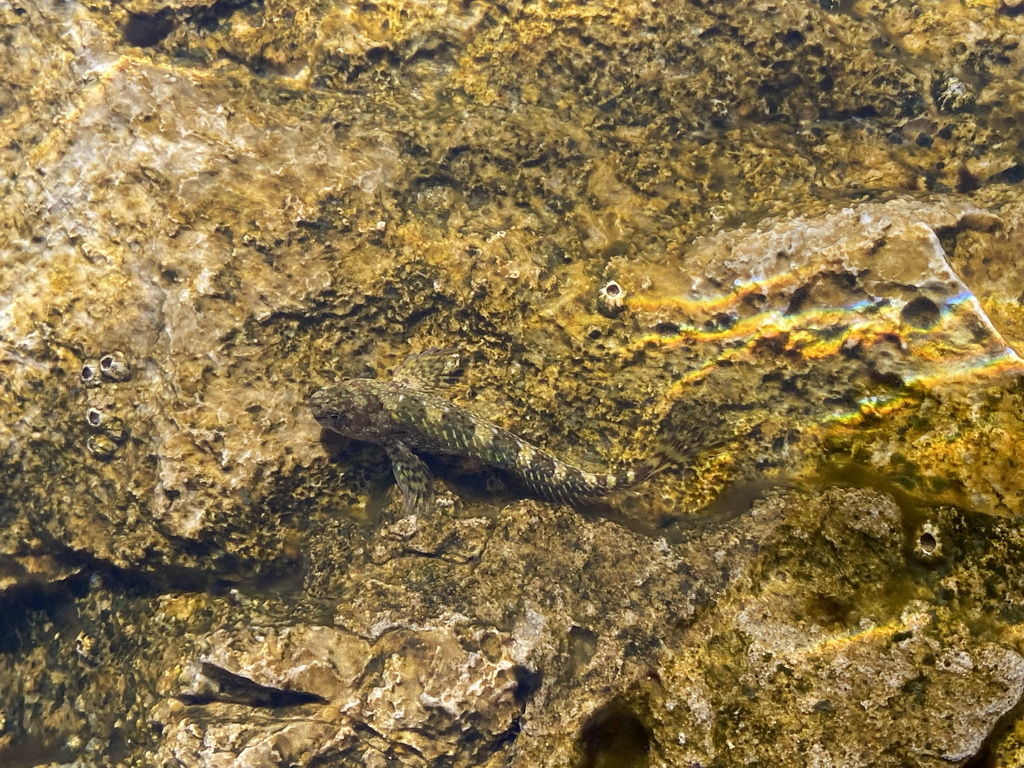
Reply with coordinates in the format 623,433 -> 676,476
3,0 -> 1024,765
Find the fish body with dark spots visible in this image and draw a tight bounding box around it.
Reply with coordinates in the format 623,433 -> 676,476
309,348 -> 667,515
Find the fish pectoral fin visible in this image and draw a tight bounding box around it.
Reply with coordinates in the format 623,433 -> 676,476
392,347 -> 465,393
387,441 -> 435,515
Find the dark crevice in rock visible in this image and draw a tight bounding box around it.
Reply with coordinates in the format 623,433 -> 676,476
0,733 -> 71,768
964,680 -> 1024,767
0,574 -> 88,655
124,0 -> 261,50
187,0 -> 262,33
513,665 -> 543,708
900,296 -> 941,329
178,662 -> 327,707
990,163 -> 1024,185
123,11 -> 176,48
578,701 -> 651,768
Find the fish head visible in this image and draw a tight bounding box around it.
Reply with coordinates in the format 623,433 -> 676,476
309,379 -> 386,441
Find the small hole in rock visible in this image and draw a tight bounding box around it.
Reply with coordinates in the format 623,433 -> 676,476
513,666 -> 543,707
901,296 -> 941,329
568,626 -> 599,672
784,285 -> 809,316
579,701 -> 650,768
123,12 -> 175,47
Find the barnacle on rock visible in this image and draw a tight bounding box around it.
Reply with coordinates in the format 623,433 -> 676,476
86,433 -> 118,460
86,407 -> 128,442
80,362 -> 101,387
104,416 -> 130,444
86,407 -> 105,428
913,522 -> 942,561
932,75 -> 975,114
598,280 -> 627,317
99,353 -> 131,382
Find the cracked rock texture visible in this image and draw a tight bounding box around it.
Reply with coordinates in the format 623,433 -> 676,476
2,0 -> 1024,765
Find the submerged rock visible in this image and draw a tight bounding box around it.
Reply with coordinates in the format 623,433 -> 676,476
5,487 -> 1019,766
3,0 -> 1024,765
155,623 -> 521,766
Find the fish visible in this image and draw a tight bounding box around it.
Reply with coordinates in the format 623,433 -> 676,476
309,347 -> 681,515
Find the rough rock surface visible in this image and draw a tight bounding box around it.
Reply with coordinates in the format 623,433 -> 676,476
2,0 -> 1024,765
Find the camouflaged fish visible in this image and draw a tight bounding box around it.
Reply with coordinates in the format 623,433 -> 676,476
309,348 -> 677,515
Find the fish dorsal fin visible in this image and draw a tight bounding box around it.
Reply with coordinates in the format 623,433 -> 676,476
392,347 -> 466,392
